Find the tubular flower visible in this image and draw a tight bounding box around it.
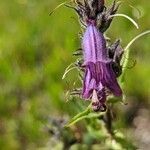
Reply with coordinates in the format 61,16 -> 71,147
82,22 -> 122,111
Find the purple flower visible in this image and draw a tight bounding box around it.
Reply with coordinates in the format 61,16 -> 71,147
82,22 -> 122,111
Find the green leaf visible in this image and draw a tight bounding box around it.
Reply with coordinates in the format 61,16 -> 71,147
110,13 -> 139,29
120,30 -> 150,82
65,104 -> 105,127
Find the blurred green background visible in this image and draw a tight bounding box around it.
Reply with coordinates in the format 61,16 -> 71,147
0,0 -> 150,149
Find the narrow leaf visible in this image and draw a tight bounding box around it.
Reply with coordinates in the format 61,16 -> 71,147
65,104 -> 106,127
120,30 -> 150,82
110,13 -> 139,29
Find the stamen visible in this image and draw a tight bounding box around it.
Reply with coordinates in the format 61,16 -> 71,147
91,90 -> 101,112
92,90 -> 99,103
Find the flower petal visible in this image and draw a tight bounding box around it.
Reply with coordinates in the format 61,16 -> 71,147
82,25 -> 108,64
100,61 -> 122,96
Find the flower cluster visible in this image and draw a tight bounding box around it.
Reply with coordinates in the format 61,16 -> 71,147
70,0 -> 123,111
74,0 -> 119,32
